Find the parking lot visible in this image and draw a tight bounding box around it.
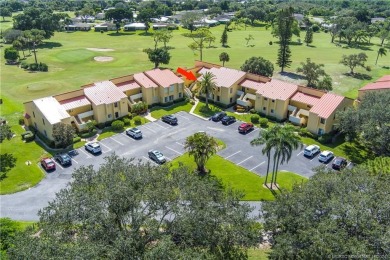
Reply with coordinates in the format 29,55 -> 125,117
46,111 -> 350,179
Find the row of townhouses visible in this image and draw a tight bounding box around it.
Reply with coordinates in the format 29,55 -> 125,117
25,61 -> 388,141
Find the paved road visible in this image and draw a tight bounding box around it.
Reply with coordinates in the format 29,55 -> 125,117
0,112 -> 341,221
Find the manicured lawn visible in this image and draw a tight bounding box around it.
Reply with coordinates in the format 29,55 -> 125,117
0,119 -> 47,194
150,101 -> 193,119
171,153 -> 307,201
248,247 -> 271,260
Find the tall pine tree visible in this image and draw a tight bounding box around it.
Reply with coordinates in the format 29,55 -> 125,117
275,7 -> 295,72
304,27 -> 313,46
220,26 -> 228,47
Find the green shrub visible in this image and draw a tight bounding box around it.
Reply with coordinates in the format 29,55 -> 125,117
366,66 -> 371,72
20,61 -> 28,69
38,62 -> 48,72
249,108 -> 256,114
259,118 -> 268,128
190,100 -> 195,105
96,123 -> 105,129
131,101 -> 148,115
73,136 -> 81,143
173,97 -> 185,103
318,133 -> 332,144
133,116 -> 142,125
4,47 -> 19,62
18,117 -> 25,125
251,114 -> 260,124
29,63 -> 38,71
79,129 -> 98,138
111,120 -> 124,131
21,131 -> 35,142
123,117 -> 131,126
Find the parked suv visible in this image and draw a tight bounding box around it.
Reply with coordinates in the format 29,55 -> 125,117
332,157 -> 347,170
161,115 -> 178,125
148,150 -> 166,164
238,122 -> 254,133
54,153 -> 72,166
221,115 -> 236,125
41,158 -> 56,171
211,112 -> 227,122
304,145 -> 320,158
126,127 -> 142,139
85,142 -> 102,154
318,150 -> 334,163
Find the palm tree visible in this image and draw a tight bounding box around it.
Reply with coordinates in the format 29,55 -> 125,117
198,71 -> 217,109
219,52 -> 230,66
375,47 -> 387,65
251,126 -> 279,188
184,132 -> 218,175
270,125 -> 301,189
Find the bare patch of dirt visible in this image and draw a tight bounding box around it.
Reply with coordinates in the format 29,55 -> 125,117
87,48 -> 114,52
263,183 -> 279,190
94,56 -> 114,62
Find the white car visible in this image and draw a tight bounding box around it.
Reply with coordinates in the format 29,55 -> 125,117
85,142 -> 102,154
304,145 -> 320,157
318,150 -> 334,163
126,127 -> 142,139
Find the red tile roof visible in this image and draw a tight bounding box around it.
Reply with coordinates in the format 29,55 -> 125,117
290,92 -> 321,106
84,81 -> 127,105
309,93 -> 344,119
256,79 -> 298,101
198,67 -> 246,88
60,95 -> 91,110
144,69 -> 184,87
115,80 -> 141,92
359,75 -> 390,91
239,79 -> 265,90
134,72 -> 157,88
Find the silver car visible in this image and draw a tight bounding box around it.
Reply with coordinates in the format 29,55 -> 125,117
85,142 -> 102,154
126,127 -> 142,139
148,150 -> 166,164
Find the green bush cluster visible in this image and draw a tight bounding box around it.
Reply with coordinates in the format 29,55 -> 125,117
111,120 -> 124,131
259,118 -> 268,128
73,136 -> 81,143
79,129 -> 98,138
318,133 -> 332,144
251,114 -> 260,124
133,116 -> 142,125
131,102 -> 148,115
123,117 -> 131,126
29,126 -> 55,148
21,62 -> 48,72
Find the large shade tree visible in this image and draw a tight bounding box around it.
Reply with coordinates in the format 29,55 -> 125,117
241,56 -> 274,77
143,47 -> 171,68
52,123 -> 75,149
296,58 -> 331,90
198,71 -> 217,109
339,52 -> 368,75
8,154 -> 259,259
263,167 -> 390,258
184,132 -> 218,175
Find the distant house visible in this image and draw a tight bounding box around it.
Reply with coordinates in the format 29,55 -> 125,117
124,23 -> 146,31
214,14 -> 232,24
65,23 -> 91,31
371,17 -> 385,24
95,12 -> 105,20
358,75 -> 390,100
293,13 -> 307,29
152,23 -> 178,30
94,23 -> 116,32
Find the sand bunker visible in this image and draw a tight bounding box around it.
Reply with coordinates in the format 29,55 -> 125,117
87,48 -> 114,52
94,56 -> 114,62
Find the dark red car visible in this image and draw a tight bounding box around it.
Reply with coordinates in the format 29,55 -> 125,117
41,158 -> 56,171
238,122 -> 254,133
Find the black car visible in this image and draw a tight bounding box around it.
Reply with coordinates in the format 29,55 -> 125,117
161,115 -> 178,125
54,153 -> 72,166
332,157 -> 347,170
211,112 -> 227,122
221,115 -> 236,125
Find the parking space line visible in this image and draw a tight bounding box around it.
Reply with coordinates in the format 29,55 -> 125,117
143,156 -> 159,165
347,162 -> 352,167
100,143 -> 112,152
246,128 -> 259,135
206,126 -> 225,132
176,142 -> 184,147
310,155 -> 317,161
176,113 -> 190,120
297,151 -> 304,156
78,148 -> 92,158
154,122 -> 169,129
142,125 -> 157,133
237,156 -> 253,165
110,137 -> 124,145
250,161 -> 265,171
54,161 -> 64,170
121,133 -> 129,137
225,151 -> 241,159
165,146 -> 183,155
326,157 -> 336,166
72,158 -> 78,164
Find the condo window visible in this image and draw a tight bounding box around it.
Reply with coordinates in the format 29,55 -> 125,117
263,107 -> 266,111
164,88 -> 168,93
115,112 -> 119,118
108,114 -> 112,119
114,102 -> 118,107
230,97 -> 233,103
271,109 -> 274,113
164,97 -> 168,102
179,93 -> 182,98
230,88 -> 232,94
169,95 -> 174,101
170,85 -> 175,92
320,118 -> 326,124
242,87 -> 245,92
264,98 -> 268,101
272,99 -> 275,103
217,96 -> 220,102
44,130 -> 47,137
34,122 -> 37,130
33,111 -> 35,118
42,118 -> 45,125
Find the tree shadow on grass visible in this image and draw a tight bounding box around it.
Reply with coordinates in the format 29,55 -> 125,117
306,44 -> 316,48
37,42 -> 62,49
344,72 -> 372,80
107,32 -> 135,36
0,20 -> 11,23
341,140 -> 375,164
139,32 -> 152,36
278,72 -> 306,80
